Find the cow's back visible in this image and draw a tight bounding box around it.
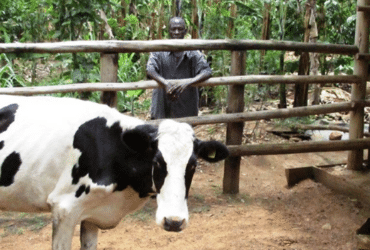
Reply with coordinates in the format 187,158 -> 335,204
0,95 -> 143,212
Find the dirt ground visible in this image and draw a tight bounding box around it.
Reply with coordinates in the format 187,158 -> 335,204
0,120 -> 368,250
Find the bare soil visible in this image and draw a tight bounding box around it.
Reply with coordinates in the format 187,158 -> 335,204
0,120 -> 368,250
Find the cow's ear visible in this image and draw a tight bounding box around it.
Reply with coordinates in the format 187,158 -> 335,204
121,124 -> 158,153
194,139 -> 229,162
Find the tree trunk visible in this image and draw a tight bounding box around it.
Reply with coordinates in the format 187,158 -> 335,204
260,2 -> 271,73
227,3 -> 237,39
191,0 -> 199,39
172,0 -> 177,17
150,12 -> 157,40
157,2 -> 164,39
294,1 -> 311,107
310,0 -> 322,105
279,51 -> 287,108
119,0 -> 128,27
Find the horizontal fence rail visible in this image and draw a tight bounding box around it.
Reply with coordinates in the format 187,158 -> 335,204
149,102 -> 357,126
0,75 -> 361,95
0,39 -> 359,54
227,138 -> 370,156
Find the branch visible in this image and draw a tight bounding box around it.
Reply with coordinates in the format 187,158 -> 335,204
99,10 -> 114,40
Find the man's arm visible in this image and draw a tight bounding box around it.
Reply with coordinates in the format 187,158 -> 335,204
167,70 -> 211,99
147,68 -> 180,101
168,51 -> 212,99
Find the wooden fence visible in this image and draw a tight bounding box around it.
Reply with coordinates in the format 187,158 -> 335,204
0,26 -> 369,194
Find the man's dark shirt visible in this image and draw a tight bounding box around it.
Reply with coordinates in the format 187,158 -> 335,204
147,50 -> 212,119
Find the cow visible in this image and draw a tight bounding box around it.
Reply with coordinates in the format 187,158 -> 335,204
0,95 -> 229,250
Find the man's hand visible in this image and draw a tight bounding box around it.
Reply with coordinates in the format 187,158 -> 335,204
166,81 -> 191,101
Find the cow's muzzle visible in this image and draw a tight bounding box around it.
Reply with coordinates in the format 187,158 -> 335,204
163,217 -> 186,232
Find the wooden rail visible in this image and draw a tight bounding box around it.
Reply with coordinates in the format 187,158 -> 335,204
0,39 -> 358,54
148,102 -> 356,126
0,75 -> 361,95
227,138 -> 370,156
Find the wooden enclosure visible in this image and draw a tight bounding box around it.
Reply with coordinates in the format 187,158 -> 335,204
0,2 -> 369,195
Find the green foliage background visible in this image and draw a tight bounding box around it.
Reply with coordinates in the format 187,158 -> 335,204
0,0 -> 357,113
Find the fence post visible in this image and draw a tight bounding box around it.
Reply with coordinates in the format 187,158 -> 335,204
100,53 -> 118,107
223,50 -> 246,194
347,0 -> 370,170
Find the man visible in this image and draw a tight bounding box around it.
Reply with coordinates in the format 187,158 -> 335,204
147,17 -> 212,119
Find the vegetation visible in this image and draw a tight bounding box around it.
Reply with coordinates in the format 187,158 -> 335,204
0,0 -> 357,113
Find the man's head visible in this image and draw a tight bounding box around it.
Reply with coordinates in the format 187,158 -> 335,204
169,17 -> 187,39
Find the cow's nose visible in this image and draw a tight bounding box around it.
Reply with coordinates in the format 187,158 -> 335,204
163,217 -> 186,232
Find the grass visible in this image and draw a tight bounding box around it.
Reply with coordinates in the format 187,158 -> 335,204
225,193 -> 253,205
0,212 -> 51,237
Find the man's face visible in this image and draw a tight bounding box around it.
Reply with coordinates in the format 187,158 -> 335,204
169,18 -> 187,39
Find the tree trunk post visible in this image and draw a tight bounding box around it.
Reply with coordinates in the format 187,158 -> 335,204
348,0 -> 370,170
223,50 -> 246,194
172,0 -> 177,17
260,2 -> 271,73
100,53 -> 118,107
191,0 -> 199,39
294,1 -> 311,107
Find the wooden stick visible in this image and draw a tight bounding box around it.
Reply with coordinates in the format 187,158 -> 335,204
149,102 -> 354,126
223,49 -> 246,194
348,0 -> 370,170
100,53 -> 118,107
0,39 -> 358,55
227,138 -> 370,156
0,75 -> 360,95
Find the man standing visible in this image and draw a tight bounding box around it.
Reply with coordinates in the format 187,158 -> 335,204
147,17 -> 212,119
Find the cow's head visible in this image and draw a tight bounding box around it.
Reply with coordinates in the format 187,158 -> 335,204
123,120 -> 228,232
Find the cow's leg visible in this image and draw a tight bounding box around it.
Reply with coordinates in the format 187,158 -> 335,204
80,221 -> 99,250
51,207 -> 81,250
51,216 -> 75,250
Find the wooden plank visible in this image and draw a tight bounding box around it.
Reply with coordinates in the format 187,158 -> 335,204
312,166 -> 370,207
150,102 -> 354,126
285,166 -> 314,187
100,53 -> 118,107
0,75 -> 360,96
223,50 -> 246,194
348,0 -> 370,170
227,138 -> 370,157
0,40 -> 359,55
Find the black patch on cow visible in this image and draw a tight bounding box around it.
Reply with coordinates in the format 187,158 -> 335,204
0,104 -> 18,134
71,164 -> 81,185
153,151 -> 168,193
72,117 -> 158,198
0,141 -> 4,150
184,154 -> 197,199
85,185 -> 90,195
0,152 -> 21,187
75,185 -> 86,198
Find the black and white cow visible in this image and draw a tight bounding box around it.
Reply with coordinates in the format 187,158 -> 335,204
0,95 -> 228,250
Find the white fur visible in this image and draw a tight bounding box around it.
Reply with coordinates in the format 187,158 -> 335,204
155,120 -> 195,229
